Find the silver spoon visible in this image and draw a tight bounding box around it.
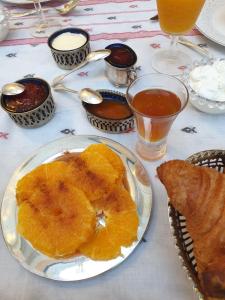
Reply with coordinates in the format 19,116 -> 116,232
11,8 -> 49,18
11,1 -> 77,18
53,84 -> 103,104
178,37 -> 212,58
55,0 -> 79,15
1,83 -> 25,96
52,49 -> 111,87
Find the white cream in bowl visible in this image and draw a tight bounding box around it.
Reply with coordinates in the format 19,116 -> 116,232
52,32 -> 87,51
189,60 -> 225,102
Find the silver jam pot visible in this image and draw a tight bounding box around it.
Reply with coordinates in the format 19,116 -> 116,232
82,89 -> 134,133
0,78 -> 55,128
104,43 -> 137,87
105,61 -> 137,87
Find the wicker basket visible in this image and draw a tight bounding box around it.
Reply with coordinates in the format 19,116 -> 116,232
168,150 -> 225,300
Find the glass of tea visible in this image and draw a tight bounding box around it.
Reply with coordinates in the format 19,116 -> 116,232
126,73 -> 188,160
152,0 -> 205,75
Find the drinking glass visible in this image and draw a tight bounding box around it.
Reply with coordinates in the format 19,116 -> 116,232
152,0 -> 205,76
31,0 -> 60,38
0,4 -> 9,41
126,74 -> 188,161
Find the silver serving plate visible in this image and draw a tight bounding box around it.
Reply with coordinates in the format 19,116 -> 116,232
1,135 -> 152,281
168,149 -> 225,300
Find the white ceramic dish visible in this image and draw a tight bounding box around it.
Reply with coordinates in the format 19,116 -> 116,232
183,58 -> 225,114
1,0 -> 51,5
196,0 -> 225,47
1,135 -> 152,281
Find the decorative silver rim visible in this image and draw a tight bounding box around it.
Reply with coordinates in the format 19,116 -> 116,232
1,135 -> 152,281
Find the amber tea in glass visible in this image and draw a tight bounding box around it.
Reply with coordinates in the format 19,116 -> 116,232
126,74 -> 188,160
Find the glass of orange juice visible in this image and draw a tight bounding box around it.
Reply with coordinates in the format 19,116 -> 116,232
152,0 -> 205,75
126,74 -> 188,160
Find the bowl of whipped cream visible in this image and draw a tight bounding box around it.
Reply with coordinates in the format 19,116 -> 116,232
184,58 -> 225,114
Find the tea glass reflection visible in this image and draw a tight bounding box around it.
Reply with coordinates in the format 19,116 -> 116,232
152,0 -> 205,75
126,74 -> 189,161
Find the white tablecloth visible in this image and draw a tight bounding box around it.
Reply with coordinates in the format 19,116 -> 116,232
0,1 -> 225,299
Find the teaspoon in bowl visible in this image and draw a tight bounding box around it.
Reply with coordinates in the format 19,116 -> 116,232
1,83 -> 25,96
52,49 -> 111,87
53,83 -> 103,104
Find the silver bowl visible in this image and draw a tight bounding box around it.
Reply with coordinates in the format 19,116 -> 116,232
0,77 -> 55,128
82,89 -> 134,134
183,58 -> 225,114
48,28 -> 90,70
104,43 -> 137,87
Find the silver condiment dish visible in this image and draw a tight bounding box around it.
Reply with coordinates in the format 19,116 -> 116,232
0,78 -> 55,128
82,89 -> 134,133
48,28 -> 90,70
104,43 -> 137,87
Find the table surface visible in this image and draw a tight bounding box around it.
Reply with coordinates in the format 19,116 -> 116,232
0,1 -> 225,300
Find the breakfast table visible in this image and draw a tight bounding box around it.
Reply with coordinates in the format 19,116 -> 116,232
0,0 -> 225,300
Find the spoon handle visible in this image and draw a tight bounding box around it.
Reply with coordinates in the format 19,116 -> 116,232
11,8 -> 49,18
52,59 -> 88,86
178,37 -> 212,58
57,86 -> 79,94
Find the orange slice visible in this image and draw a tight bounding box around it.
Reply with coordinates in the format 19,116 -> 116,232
79,186 -> 139,260
16,161 -> 72,206
17,183 -> 95,258
64,151 -> 119,202
82,143 -> 125,180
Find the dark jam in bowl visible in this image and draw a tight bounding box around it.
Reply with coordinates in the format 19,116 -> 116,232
3,81 -> 48,113
105,43 -> 137,68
